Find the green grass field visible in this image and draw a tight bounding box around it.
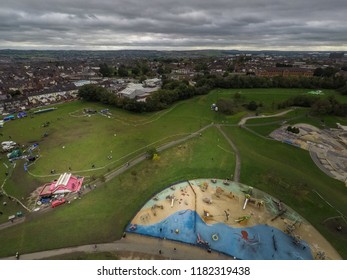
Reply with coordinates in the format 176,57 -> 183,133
221,126 -> 347,257
0,88 -> 346,259
244,107 -> 347,137
0,126 -> 235,257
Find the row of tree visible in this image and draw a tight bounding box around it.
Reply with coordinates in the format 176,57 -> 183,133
79,71 -> 347,116
194,74 -> 347,92
278,95 -> 347,117
99,62 -> 151,78
77,81 -> 210,113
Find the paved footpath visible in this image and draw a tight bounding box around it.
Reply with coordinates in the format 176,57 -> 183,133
216,125 -> 241,182
238,109 -> 293,126
1,233 -> 233,260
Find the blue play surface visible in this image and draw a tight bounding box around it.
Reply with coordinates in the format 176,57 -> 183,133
126,210 -> 313,260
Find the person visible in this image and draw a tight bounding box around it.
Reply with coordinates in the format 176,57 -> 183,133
159,250 -> 162,254
15,252 -> 19,260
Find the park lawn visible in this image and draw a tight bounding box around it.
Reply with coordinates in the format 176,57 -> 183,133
210,88 -> 347,114
4,99 -> 220,178
245,125 -> 282,138
1,94 -> 240,204
0,160 -> 33,223
1,88 -> 346,256
0,193 -> 25,224
0,126 -> 235,258
221,126 -> 347,258
244,107 -> 347,136
288,114 -> 347,128
1,99 -> 216,196
210,88 -> 311,112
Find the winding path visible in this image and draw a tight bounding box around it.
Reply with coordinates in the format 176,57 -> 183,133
0,233 -> 232,260
216,125 -> 241,182
238,109 -> 293,126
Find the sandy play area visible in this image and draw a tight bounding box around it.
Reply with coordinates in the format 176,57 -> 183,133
126,179 -> 341,260
270,123 -> 347,184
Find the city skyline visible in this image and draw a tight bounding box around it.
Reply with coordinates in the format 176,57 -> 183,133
1,0 -> 346,51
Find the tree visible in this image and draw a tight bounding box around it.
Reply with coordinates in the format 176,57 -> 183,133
78,84 -> 109,102
99,63 -> 113,77
216,99 -> 236,115
117,65 -> 129,77
311,99 -> 333,115
8,89 -> 21,97
141,64 -> 150,75
157,66 -> 165,75
131,67 -> 140,76
147,148 -> 158,159
247,101 -> 258,111
233,92 -> 242,103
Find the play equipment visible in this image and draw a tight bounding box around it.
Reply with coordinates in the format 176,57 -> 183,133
129,224 -> 137,231
235,230 -> 260,245
212,233 -> 219,241
203,197 -> 212,204
243,194 -> 250,210
197,233 -> 209,247
272,234 -> 277,251
235,215 -> 250,223
271,208 -> 287,221
223,179 -> 230,185
215,187 -> 224,198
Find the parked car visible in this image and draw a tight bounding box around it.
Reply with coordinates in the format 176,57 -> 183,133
51,198 -> 66,208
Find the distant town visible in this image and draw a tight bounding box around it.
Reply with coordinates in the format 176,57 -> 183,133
0,50 -> 346,115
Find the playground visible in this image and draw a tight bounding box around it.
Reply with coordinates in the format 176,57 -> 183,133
270,123 -> 347,183
126,179 -> 341,260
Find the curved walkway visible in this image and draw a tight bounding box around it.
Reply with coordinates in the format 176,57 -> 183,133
0,233 -> 232,260
238,109 -> 293,126
216,125 -> 241,182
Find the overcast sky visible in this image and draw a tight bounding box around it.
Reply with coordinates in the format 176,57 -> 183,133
1,0 -> 346,51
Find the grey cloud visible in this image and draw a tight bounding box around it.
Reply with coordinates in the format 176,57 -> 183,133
0,0 -> 346,50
